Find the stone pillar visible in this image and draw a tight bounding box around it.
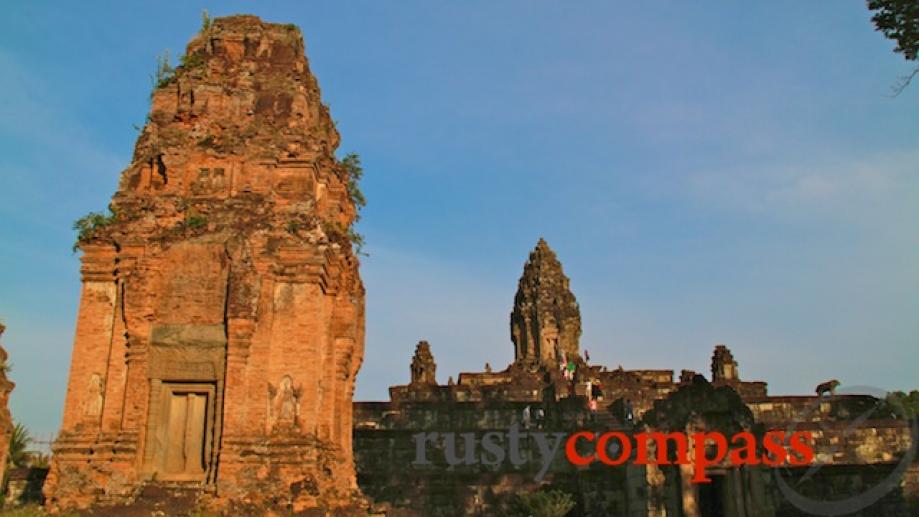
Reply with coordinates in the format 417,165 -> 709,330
645,458 -> 668,516
342,297 -> 364,481
45,245 -> 127,509
745,467 -> 772,517
120,336 -> 149,434
220,318 -> 254,435
625,463 -> 651,517
98,242 -> 142,435
680,462 -> 700,517
58,245 -> 118,432
681,419 -> 701,517
141,378 -> 163,470
99,279 -> 127,434
730,467 -> 747,517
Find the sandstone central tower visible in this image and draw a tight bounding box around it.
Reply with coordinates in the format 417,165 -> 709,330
510,238 -> 581,365
45,16 -> 365,512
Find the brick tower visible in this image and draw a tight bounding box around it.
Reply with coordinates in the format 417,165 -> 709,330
45,16 -> 365,513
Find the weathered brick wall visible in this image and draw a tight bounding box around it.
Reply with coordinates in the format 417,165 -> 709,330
758,463 -> 918,516
747,395 -> 882,425
354,387 -> 917,516
355,428 -> 635,515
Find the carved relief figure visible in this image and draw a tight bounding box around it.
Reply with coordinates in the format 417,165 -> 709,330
268,375 -> 301,431
83,373 -> 104,420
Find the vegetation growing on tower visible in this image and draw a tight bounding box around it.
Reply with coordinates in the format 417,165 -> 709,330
72,207 -> 118,252
339,152 -> 368,255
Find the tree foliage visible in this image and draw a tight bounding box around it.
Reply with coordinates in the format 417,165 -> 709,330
868,0 -> 919,92
9,422 -> 32,468
506,490 -> 576,517
869,0 -> 919,60
876,390 -> 919,419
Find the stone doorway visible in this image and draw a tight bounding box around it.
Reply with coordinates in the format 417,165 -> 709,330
147,383 -> 215,482
697,473 -> 727,517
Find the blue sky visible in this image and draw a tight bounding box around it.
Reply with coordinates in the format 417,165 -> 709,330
1,1 -> 917,438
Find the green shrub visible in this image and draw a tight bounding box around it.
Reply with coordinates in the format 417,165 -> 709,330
340,153 -> 366,214
337,152 -> 368,255
321,220 -> 366,256
200,10 -> 212,32
506,490 -> 575,517
180,51 -> 207,70
877,390 -> 919,419
72,208 -> 117,251
186,213 -> 207,229
151,50 -> 176,92
348,228 -> 367,256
